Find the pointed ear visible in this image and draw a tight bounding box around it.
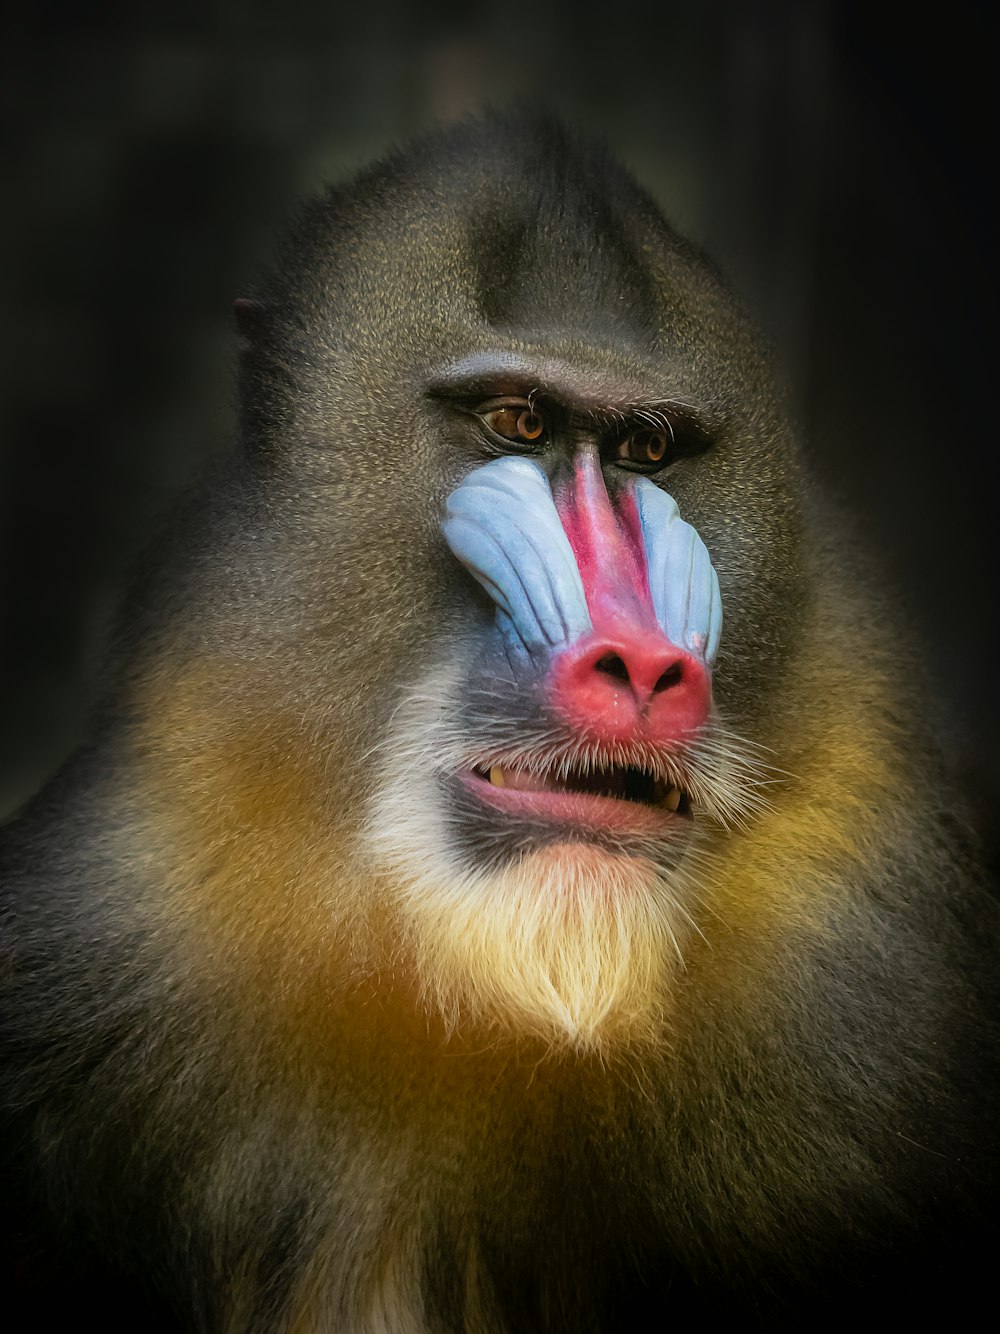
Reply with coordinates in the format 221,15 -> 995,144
233,298 -> 266,356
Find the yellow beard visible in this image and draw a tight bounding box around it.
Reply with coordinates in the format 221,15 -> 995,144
368,795 -> 692,1054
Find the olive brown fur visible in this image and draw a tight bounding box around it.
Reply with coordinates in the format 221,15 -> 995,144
2,113 -> 998,1329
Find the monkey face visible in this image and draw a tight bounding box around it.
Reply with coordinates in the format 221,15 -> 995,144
361,367 -> 774,1053
236,120 -> 806,1052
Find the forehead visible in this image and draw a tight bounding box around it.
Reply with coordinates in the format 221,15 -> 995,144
466,175 -> 706,408
460,170 -> 663,351
288,120 -> 735,409
352,122 -> 676,356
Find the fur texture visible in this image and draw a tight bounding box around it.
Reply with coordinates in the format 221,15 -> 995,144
2,113 -> 998,1329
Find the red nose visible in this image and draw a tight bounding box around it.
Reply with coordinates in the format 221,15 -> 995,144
551,629 -> 711,746
549,446 -> 712,746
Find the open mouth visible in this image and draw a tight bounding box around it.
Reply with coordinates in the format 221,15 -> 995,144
465,759 -> 691,830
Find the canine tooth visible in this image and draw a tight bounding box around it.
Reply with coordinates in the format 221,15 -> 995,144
489,766 -> 506,788
664,786 -> 682,813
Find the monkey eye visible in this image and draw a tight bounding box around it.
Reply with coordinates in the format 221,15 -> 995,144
615,427 -> 671,470
479,400 -> 548,447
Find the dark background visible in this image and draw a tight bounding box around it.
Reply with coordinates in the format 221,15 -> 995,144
2,2 -> 997,858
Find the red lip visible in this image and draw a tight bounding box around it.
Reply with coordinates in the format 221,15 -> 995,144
459,768 -> 688,836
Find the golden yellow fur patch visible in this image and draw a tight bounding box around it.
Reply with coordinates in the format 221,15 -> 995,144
128,637 -> 907,1063
702,653 -> 899,932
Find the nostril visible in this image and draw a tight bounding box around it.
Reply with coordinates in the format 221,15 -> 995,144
593,651 -> 684,694
595,653 -> 630,683
551,634 -> 712,744
653,663 -> 683,693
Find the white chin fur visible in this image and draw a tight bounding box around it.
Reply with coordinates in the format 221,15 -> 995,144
362,686 -> 697,1052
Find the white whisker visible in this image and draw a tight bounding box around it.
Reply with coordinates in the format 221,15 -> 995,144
354,666 -> 777,1054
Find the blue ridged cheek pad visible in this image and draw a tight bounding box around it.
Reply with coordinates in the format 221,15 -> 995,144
632,478 -> 722,666
442,456 -> 722,666
442,457 -> 591,657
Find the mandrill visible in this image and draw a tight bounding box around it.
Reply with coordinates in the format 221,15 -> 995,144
2,113 -> 998,1329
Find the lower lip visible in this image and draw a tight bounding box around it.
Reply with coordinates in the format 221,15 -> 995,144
459,769 -> 686,835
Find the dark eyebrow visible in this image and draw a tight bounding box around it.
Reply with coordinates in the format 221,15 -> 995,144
427,351 -> 711,436
432,352 -> 698,413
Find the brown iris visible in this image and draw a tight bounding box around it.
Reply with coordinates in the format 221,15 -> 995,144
482,403 -> 546,445
616,428 -> 670,467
